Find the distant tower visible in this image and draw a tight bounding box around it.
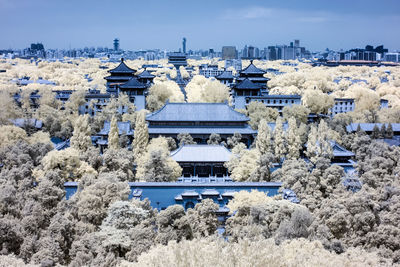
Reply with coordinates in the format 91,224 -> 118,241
182,37 -> 186,54
113,38 -> 120,51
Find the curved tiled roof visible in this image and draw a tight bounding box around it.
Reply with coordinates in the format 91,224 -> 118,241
240,61 -> 266,75
171,144 -> 232,162
138,70 -> 155,79
108,59 -> 135,74
216,70 -> 234,80
119,77 -> 147,89
233,78 -> 261,90
146,102 -> 250,122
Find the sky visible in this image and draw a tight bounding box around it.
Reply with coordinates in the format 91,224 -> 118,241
1,0 -> 399,52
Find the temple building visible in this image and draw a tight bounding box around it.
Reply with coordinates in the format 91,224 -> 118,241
104,58 -> 136,96
171,144 -> 232,177
236,60 -> 269,90
215,70 -> 235,86
146,102 -> 256,146
231,61 -> 301,111
346,123 -> 400,136
232,77 -> 301,111
95,121 -> 134,152
119,77 -> 148,110
330,141 -> 356,172
65,181 -> 282,211
80,90 -> 111,116
137,70 -> 155,85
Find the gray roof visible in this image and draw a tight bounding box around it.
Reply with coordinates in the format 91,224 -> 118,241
65,181 -> 284,187
171,144 -> 232,162
181,190 -> 200,197
331,141 -> 354,157
119,77 -> 147,89
216,70 -> 234,80
12,118 -> 43,129
108,59 -> 135,74
98,121 -> 134,136
381,138 -> 400,146
138,70 -> 155,79
201,189 -> 220,195
240,62 -> 266,75
146,102 -> 250,122
233,78 -> 261,90
251,94 -> 301,99
148,125 -> 256,135
104,75 -> 132,81
346,123 -> 400,133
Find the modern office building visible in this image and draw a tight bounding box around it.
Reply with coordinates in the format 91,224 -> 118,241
222,46 -> 237,59
168,52 -> 187,67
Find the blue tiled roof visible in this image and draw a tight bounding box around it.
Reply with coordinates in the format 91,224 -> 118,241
98,121 -> 134,136
108,59 -> 135,74
240,62 -> 266,75
119,77 -> 147,89
138,70 -> 155,79
148,125 -> 256,135
233,78 -> 261,90
146,102 -> 250,122
171,144 -> 232,162
216,71 -> 234,80
250,95 -> 301,99
331,141 -> 354,157
346,123 -> 400,133
126,181 -> 283,187
12,118 -> 43,129
104,75 -> 132,81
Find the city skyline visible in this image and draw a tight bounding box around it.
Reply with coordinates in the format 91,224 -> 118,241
1,0 -> 400,51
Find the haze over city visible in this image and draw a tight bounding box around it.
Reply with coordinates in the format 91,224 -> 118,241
1,0 -> 400,51
1,1 -> 400,266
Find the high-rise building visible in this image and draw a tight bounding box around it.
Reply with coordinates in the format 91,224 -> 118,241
222,46 -> 237,59
182,38 -> 186,54
113,38 -> 120,51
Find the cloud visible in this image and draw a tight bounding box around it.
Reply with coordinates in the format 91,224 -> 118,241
221,7 -> 275,20
220,6 -> 332,23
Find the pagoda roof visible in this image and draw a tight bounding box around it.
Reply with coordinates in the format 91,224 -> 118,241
233,78 -> 261,90
331,141 -> 355,157
138,70 -> 155,79
119,77 -> 147,89
104,75 -> 132,81
146,102 -> 250,122
240,61 -> 266,75
216,70 -> 234,80
236,77 -> 270,82
171,144 -> 232,163
108,59 -> 135,74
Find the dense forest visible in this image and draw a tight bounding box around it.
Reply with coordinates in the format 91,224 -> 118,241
0,58 -> 399,266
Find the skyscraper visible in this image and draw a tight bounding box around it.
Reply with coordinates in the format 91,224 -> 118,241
113,38 -> 120,51
222,46 -> 237,59
182,37 -> 187,54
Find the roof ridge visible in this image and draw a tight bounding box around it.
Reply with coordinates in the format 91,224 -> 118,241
170,145 -> 184,157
